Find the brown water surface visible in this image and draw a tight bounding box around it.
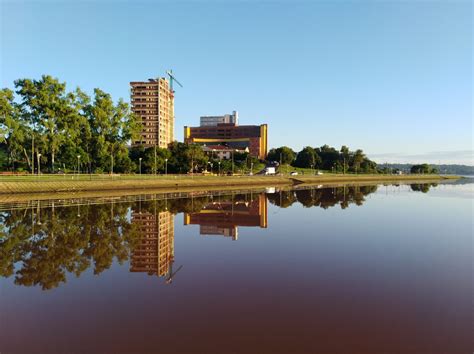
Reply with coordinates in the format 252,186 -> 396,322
0,182 -> 472,353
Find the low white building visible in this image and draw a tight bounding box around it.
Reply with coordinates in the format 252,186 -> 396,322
202,145 -> 249,160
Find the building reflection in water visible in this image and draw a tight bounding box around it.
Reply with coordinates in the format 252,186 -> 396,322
183,193 -> 268,240
131,203 -> 179,283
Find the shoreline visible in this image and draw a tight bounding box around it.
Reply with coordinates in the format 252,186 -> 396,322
0,174 -> 458,198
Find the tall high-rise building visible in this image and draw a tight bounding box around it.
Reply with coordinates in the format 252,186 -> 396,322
130,78 -> 174,148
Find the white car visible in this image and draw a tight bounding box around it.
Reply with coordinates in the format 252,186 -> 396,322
290,171 -> 298,176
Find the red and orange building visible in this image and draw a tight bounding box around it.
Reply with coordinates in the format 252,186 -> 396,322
184,120 -> 268,160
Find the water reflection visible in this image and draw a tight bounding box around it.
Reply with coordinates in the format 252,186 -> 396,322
410,182 -> 438,193
0,183 -> 441,290
184,193 -> 267,240
131,209 -> 176,282
0,201 -> 139,290
1,181 -> 471,354
268,185 -> 378,209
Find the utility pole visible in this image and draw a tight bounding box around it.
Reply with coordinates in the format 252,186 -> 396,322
31,135 -> 34,175
232,149 -> 239,175
280,152 -> 282,175
110,143 -> 114,175
154,144 -> 157,176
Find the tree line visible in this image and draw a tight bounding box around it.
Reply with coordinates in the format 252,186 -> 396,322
267,145 -> 378,173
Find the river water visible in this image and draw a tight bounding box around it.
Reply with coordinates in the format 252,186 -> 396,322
0,181 -> 472,353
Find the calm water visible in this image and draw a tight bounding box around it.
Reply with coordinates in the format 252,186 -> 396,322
1,181 -> 472,354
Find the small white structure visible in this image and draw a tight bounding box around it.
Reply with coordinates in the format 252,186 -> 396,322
202,145 -> 248,160
265,167 -> 276,175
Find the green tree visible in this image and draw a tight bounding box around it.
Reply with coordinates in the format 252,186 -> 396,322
143,146 -> 172,174
293,146 -> 321,168
360,158 -> 377,173
167,142 -> 208,173
267,146 -> 296,165
57,87 -> 92,173
410,164 -> 437,174
352,149 -> 365,173
0,146 -> 8,170
87,89 -> 139,173
315,145 -> 340,170
0,88 -> 28,170
340,145 -> 350,173
15,75 -> 78,173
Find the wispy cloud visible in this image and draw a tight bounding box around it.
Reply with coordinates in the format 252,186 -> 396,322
368,150 -> 474,165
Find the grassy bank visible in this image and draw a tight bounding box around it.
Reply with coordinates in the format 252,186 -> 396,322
0,173 -> 458,195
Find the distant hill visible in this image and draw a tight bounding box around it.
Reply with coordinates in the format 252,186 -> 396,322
379,164 -> 474,176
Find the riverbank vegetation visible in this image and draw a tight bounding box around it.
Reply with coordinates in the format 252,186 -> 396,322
267,145 -> 378,173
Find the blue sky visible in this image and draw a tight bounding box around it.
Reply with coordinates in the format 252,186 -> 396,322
1,0 -> 472,164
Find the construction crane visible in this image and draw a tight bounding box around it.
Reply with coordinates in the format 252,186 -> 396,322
166,70 -> 183,93
165,262 -> 183,284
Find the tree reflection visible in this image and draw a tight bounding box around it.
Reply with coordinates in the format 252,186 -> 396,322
267,185 -> 378,209
410,183 -> 438,193
0,202 -> 141,290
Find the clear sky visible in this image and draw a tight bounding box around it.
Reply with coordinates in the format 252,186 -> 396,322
1,0 -> 472,164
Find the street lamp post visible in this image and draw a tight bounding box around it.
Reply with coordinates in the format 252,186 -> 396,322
250,162 -> 254,176
31,135 -> 35,175
218,161 -> 221,176
139,157 -> 142,175
231,151 -> 234,175
37,153 -> 41,176
77,155 -> 81,176
165,158 -> 168,176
